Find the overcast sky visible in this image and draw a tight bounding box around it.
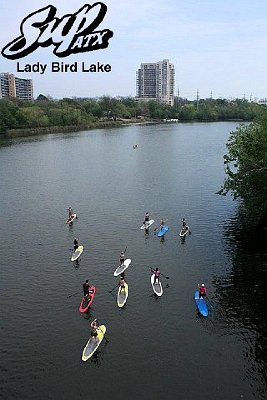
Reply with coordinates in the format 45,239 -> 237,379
1,0 -> 267,100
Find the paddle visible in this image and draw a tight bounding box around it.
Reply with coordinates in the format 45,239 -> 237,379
150,267 -> 169,279
160,273 -> 169,279
153,225 -> 160,232
109,284 -> 119,293
185,225 -> 191,234
205,296 -> 215,310
67,290 -> 81,298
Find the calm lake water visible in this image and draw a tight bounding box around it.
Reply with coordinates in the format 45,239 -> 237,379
0,122 -> 266,400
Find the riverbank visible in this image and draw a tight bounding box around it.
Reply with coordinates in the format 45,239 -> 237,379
4,118 -> 248,139
4,118 -> 157,138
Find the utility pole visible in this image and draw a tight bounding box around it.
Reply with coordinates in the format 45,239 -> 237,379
177,88 -> 180,107
196,89 -> 199,110
210,89 -> 213,99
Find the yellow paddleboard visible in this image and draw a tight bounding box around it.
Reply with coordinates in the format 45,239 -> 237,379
117,282 -> 128,308
71,245 -> 83,261
82,325 -> 106,361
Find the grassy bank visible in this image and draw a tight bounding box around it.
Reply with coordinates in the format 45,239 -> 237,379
5,120 -> 128,138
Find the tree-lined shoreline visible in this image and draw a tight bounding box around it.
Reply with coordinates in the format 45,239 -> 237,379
0,95 -> 266,136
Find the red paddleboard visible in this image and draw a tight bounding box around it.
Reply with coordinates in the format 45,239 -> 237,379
79,286 -> 96,313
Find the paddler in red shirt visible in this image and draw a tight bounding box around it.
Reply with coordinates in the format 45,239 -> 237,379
151,267 -> 161,284
198,283 -> 207,298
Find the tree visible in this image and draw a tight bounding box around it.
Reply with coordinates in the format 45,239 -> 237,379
178,104 -> 197,120
218,114 -> 267,223
36,94 -> 49,102
20,106 -> 49,127
197,103 -> 218,121
82,100 -> 102,118
0,99 -> 27,133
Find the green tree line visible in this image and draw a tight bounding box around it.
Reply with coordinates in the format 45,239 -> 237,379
0,95 -> 266,134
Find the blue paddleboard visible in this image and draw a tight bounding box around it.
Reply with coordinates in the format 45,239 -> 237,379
157,226 -> 169,237
194,291 -> 208,317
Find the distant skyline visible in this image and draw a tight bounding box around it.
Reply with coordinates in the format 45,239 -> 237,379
1,0 -> 267,100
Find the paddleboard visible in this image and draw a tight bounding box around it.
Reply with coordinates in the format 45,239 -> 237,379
71,245 -> 84,261
151,274 -> 163,296
66,213 -> 77,225
157,226 -> 169,237
113,258 -> 131,276
180,226 -> 190,237
117,282 -> 128,307
82,325 -> 106,361
140,219 -> 154,229
79,286 -> 96,313
194,291 -> 208,317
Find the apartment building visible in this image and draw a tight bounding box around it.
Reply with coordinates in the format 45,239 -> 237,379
0,73 -> 33,101
136,59 -> 175,106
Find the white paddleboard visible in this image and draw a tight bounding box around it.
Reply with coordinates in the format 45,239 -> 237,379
66,213 -> 77,225
71,245 -> 83,261
150,274 -> 163,296
179,226 -> 190,237
140,219 -> 155,230
114,259 -> 131,276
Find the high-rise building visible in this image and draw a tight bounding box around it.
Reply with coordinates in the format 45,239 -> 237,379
0,73 -> 33,101
136,59 -> 175,106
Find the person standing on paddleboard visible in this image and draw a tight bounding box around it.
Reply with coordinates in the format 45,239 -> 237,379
198,283 -> 207,298
90,319 -> 99,342
119,251 -> 125,266
182,218 -> 187,227
83,280 -> 91,297
119,272 -> 126,293
143,212 -> 150,233
151,267 -> 161,284
181,218 -> 190,235
73,238 -> 79,252
143,212 -> 150,225
67,206 -> 74,218
160,219 -> 166,230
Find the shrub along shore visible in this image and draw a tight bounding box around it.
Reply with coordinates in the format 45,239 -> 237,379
4,120 -> 130,137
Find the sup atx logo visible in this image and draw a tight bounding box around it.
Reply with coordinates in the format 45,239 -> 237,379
1,3 -> 113,59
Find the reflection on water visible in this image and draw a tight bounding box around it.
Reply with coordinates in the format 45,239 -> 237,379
213,209 -> 267,398
89,341 -> 109,367
73,259 -> 80,269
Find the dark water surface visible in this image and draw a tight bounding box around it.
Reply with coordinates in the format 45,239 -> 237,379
0,122 -> 266,400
